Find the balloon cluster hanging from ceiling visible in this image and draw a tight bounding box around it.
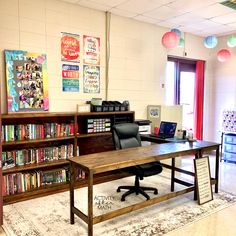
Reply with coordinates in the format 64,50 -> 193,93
161,29 -> 235,62
203,35 -> 236,62
161,28 -> 184,49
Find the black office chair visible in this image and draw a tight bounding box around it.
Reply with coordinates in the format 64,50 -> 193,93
112,123 -> 163,201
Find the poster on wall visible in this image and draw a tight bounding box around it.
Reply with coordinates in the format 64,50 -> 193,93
62,64 -> 80,92
5,50 -> 49,113
83,35 -> 100,65
61,32 -> 80,63
83,65 -> 100,93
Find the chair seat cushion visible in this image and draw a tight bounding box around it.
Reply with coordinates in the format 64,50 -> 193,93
127,162 -> 163,178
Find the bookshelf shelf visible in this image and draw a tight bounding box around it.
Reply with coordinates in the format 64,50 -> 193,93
2,160 -> 69,174
2,136 -> 75,146
76,132 -> 112,138
3,170 -> 131,205
1,111 -> 135,207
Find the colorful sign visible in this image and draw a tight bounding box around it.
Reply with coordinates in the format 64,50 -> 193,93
83,35 -> 100,65
61,32 -> 80,62
62,64 -> 80,92
5,50 -> 49,113
83,65 -> 100,93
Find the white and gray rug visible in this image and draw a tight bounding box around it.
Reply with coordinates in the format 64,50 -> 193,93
3,173 -> 236,236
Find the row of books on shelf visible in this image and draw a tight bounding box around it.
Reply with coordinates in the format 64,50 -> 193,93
2,145 -> 79,170
1,123 -> 75,142
2,167 -> 86,196
2,168 -> 68,196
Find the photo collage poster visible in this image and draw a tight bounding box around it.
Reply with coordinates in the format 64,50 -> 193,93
83,35 -> 100,93
5,50 -> 49,113
61,32 -> 80,92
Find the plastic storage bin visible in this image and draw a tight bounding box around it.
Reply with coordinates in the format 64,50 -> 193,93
224,133 -> 236,144
223,133 -> 236,163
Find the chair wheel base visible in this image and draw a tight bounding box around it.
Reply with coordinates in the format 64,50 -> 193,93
154,189 -> 158,195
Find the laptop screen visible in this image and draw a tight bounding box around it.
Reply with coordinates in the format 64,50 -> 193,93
158,121 -> 177,138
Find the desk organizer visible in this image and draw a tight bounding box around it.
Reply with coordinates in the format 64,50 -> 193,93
90,101 -> 128,112
87,118 -> 111,133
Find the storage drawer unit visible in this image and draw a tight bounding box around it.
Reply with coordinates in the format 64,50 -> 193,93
223,133 -> 236,163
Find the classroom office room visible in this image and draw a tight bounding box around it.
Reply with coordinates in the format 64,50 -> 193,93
0,0 -> 236,235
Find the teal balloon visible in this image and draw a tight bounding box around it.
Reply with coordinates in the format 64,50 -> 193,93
178,37 -> 184,47
204,36 -> 218,48
227,36 -> 236,47
171,28 -> 181,37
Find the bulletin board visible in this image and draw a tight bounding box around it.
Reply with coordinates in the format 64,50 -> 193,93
5,50 -> 49,113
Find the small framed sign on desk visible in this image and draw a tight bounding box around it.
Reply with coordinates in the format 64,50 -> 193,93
194,156 -> 213,205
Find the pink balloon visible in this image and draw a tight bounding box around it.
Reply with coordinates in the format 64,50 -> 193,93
162,32 -> 179,49
217,49 -> 231,62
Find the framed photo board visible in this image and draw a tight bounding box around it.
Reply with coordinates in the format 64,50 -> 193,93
5,50 -> 49,113
194,156 -> 213,205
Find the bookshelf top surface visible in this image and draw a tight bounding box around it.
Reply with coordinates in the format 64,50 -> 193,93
1,111 -> 134,119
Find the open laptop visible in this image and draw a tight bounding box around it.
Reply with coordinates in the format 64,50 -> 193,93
153,121 -> 177,139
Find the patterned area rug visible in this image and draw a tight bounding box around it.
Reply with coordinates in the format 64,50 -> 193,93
3,173 -> 236,236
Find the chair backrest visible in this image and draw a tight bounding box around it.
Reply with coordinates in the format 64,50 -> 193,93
112,123 -> 141,150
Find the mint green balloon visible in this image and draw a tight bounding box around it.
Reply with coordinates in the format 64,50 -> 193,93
227,36 -> 236,47
178,37 -> 184,47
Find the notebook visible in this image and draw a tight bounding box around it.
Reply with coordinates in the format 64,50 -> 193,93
153,121 -> 177,139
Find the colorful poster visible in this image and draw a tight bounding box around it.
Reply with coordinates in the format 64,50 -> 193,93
83,35 -> 100,65
83,65 -> 100,93
61,32 -> 80,63
5,50 -> 49,113
62,64 -> 80,92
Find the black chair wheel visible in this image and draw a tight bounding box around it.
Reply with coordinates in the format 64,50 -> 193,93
117,188 -> 121,192
154,189 -> 158,195
121,197 -> 125,201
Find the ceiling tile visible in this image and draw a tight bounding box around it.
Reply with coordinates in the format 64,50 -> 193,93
228,22 -> 236,29
133,15 -> 160,24
168,0 -> 216,14
61,0 -> 80,3
193,3 -> 235,19
156,20 -> 181,29
77,0 -> 111,11
110,8 -> 138,18
201,24 -> 236,35
143,6 -> 182,20
167,13 -> 205,25
87,0 -> 128,7
115,0 -> 171,14
179,20 -> 223,31
211,12 -> 236,24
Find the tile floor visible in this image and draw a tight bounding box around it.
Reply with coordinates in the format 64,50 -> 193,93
0,155 -> 236,236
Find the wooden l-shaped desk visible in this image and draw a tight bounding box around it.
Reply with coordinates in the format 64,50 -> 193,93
69,140 -> 220,236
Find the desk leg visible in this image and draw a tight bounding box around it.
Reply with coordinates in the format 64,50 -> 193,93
215,147 -> 220,193
171,157 -> 175,192
88,171 -> 93,236
70,162 -> 75,224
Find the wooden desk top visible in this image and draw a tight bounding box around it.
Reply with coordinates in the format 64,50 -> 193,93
69,141 -> 220,174
140,134 -> 187,143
